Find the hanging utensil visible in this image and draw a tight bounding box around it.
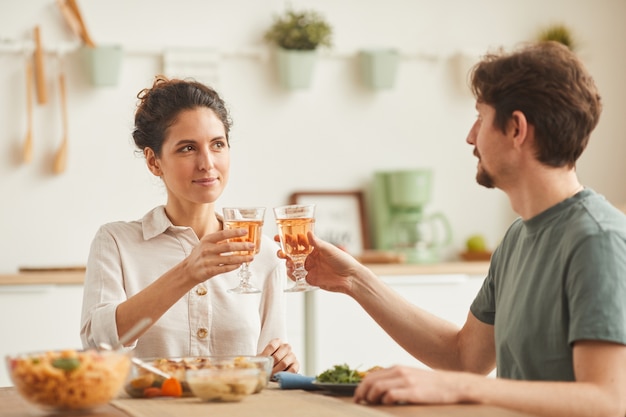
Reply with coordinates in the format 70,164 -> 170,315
22,57 -> 34,163
66,0 -> 96,47
56,0 -> 83,43
53,58 -> 68,174
33,26 -> 47,105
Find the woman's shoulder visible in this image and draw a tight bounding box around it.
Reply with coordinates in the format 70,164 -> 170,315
96,206 -> 165,238
98,219 -> 141,233
93,220 -> 143,247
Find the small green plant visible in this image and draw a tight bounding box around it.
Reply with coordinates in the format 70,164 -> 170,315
264,9 -> 333,51
538,24 -> 576,50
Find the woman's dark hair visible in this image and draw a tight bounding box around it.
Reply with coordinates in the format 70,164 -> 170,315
470,41 -> 602,168
132,76 -> 232,156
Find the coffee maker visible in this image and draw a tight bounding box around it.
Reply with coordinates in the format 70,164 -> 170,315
370,169 -> 452,263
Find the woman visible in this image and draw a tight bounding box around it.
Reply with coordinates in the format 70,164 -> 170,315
80,76 -> 298,374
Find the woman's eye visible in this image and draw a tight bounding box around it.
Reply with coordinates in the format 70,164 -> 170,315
180,145 -> 194,153
211,140 -> 227,150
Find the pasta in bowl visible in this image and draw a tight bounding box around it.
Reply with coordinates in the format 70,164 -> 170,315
6,348 -> 131,412
124,355 -> 272,398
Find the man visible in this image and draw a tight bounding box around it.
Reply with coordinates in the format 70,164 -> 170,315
297,42 -> 626,417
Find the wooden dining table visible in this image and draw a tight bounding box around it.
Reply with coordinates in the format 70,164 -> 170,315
1,384 -> 538,417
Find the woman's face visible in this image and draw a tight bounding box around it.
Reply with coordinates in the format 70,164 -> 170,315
146,107 -> 230,207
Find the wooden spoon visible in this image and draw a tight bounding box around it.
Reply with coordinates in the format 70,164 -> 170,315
53,69 -> 68,174
33,26 -> 47,105
66,0 -> 96,47
56,0 -> 83,42
22,58 -> 34,163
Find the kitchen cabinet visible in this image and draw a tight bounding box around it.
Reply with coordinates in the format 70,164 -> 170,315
0,262 -> 490,383
302,274 -> 486,376
0,283 -> 309,388
0,284 -> 84,387
0,279 -> 309,388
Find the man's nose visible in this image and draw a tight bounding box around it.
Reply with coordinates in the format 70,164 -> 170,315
466,121 -> 478,145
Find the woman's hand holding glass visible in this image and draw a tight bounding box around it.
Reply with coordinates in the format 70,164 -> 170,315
223,207 -> 266,294
184,228 -> 255,285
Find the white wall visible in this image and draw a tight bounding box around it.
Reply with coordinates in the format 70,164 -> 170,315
1,0 -> 625,272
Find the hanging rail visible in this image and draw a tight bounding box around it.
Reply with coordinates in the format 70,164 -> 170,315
0,38 -> 462,63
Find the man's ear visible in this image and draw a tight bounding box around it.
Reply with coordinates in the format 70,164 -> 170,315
144,147 -> 162,176
509,110 -> 529,148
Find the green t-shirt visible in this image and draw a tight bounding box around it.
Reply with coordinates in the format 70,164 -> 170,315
470,189 -> 626,381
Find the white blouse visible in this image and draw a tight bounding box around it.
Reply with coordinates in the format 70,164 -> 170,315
80,206 -> 288,358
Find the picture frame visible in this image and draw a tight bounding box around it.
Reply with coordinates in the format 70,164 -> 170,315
289,191 -> 370,255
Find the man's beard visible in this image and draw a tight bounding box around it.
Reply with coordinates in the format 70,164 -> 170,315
476,165 -> 496,189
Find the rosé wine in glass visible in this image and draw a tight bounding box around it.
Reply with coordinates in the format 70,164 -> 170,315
273,204 -> 317,292
223,207 -> 265,294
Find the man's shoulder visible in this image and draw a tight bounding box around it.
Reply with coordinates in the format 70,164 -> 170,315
573,191 -> 626,235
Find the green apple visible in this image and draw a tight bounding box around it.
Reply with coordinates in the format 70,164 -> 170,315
466,234 -> 487,252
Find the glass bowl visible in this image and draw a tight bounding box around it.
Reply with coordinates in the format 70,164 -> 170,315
186,367 -> 261,402
6,348 -> 131,412
124,355 -> 273,398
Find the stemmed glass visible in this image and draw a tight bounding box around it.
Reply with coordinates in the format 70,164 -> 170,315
223,207 -> 265,294
273,204 -> 317,292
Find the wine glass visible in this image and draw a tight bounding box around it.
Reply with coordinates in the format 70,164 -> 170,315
223,207 -> 265,294
273,204 -> 317,292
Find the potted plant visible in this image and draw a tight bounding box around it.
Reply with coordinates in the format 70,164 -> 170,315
537,23 -> 576,50
358,48 -> 399,90
264,8 -> 333,90
80,44 -> 123,87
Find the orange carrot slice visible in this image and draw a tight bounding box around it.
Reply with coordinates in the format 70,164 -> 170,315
143,387 -> 163,398
161,377 -> 183,397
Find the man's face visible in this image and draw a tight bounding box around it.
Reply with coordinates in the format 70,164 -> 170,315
466,102 -> 511,189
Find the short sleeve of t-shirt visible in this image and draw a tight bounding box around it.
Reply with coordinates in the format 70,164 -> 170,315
567,231 -> 626,344
470,260 -> 496,325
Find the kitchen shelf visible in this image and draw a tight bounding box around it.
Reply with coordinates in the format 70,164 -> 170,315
0,270 -> 85,286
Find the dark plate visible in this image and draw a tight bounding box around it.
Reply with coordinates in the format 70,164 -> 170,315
311,381 -> 358,396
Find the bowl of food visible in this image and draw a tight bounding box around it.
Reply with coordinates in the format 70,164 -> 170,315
255,356 -> 273,391
124,355 -> 272,398
6,348 -> 131,412
186,367 -> 261,402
